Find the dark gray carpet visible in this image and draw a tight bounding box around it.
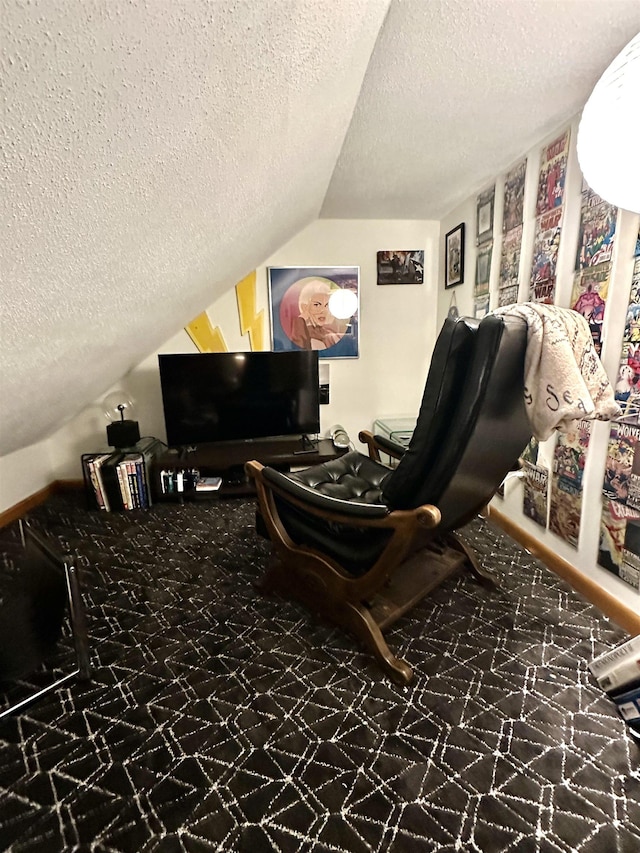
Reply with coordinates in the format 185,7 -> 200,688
0,491 -> 638,852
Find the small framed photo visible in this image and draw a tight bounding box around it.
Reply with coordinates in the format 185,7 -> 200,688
376,251 -> 424,284
445,223 -> 465,288
476,188 -> 495,244
268,266 -> 359,359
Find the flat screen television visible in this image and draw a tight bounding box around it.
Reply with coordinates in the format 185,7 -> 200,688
158,350 -> 320,447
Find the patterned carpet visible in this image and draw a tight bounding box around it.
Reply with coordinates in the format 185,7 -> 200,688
0,491 -> 638,852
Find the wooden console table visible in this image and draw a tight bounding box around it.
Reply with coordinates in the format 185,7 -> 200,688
151,437 -> 346,501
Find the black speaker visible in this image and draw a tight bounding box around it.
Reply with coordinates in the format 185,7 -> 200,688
107,419 -> 140,448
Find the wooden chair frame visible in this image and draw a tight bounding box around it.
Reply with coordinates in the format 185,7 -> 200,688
246,431 -> 495,685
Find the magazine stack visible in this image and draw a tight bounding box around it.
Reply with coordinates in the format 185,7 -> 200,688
589,635 -> 640,741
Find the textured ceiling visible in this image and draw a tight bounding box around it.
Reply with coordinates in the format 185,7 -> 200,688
2,0 -> 640,458
323,0 -> 640,219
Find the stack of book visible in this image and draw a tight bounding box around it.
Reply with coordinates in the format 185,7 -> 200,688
82,437 -> 164,511
589,634 -> 640,741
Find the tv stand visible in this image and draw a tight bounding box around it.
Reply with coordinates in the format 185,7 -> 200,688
151,437 -> 346,501
293,433 -> 318,455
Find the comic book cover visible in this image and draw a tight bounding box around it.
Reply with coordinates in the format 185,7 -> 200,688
498,284 -> 519,308
529,208 -> 562,303
473,294 -> 490,319
522,462 -> 549,527
602,422 -> 640,504
629,257 -> 640,306
476,187 -> 495,245
499,225 -> 522,290
475,244 -> 492,294
520,437 -> 539,467
623,269 -> 640,344
634,228 -> 640,258
553,419 -> 591,489
575,200 -> 617,270
598,499 -> 640,590
580,180 -> 607,209
570,263 -> 611,356
535,130 -> 570,217
549,478 -> 582,547
503,160 -> 526,233
628,445 -> 640,512
614,342 -> 640,425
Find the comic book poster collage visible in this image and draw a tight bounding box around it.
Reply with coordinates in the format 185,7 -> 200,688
498,160 -> 526,308
473,186 -> 495,318
529,130 -> 570,304
600,244 -> 640,590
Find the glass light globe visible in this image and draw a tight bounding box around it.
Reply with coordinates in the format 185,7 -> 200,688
102,391 -> 141,447
329,289 -> 358,320
577,32 -> 640,214
102,391 -> 137,424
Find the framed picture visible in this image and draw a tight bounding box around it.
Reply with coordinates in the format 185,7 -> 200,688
476,244 -> 492,288
476,188 -> 495,244
445,223 -> 465,288
376,250 -> 424,284
268,266 -> 359,359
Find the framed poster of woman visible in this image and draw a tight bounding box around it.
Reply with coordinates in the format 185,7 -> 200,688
268,266 -> 360,359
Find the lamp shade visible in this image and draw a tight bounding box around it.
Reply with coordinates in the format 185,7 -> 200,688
577,32 -> 640,214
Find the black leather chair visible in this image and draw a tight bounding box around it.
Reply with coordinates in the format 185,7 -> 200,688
246,314 -> 532,684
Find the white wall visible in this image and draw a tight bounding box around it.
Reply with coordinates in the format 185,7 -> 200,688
259,220 -> 440,445
439,116 -> 640,613
0,440 -> 53,509
0,218 -> 438,509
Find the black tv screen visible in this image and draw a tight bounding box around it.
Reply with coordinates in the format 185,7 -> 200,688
158,350 -> 320,446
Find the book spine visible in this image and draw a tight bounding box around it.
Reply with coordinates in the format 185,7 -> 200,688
117,461 -> 132,510
102,456 -> 124,511
611,683 -> 640,723
137,439 -> 162,507
94,456 -> 111,512
608,674 -> 640,700
82,455 -> 101,510
589,634 -> 640,678
597,656 -> 640,693
87,458 -> 106,510
127,459 -> 139,508
135,459 -> 147,508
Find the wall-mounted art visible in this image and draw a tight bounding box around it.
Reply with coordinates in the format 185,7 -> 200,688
476,187 -> 495,244
376,251 -> 424,284
268,266 -> 359,359
536,129 -> 570,217
503,159 -> 527,234
445,224 -> 464,288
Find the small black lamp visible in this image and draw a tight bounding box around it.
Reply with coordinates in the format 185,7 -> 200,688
103,393 -> 141,448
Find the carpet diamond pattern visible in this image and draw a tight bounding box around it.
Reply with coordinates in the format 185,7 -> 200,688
0,492 -> 638,852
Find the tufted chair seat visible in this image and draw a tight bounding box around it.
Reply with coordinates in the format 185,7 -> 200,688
263,452 -> 394,575
289,451 -> 391,502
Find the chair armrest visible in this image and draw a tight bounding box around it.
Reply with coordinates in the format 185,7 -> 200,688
260,466 -> 390,520
359,430 -> 406,462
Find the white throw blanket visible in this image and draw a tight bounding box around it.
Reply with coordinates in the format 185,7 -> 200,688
490,303 -> 621,440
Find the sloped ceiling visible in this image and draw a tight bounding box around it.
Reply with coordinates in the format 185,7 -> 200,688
2,0 -> 640,458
